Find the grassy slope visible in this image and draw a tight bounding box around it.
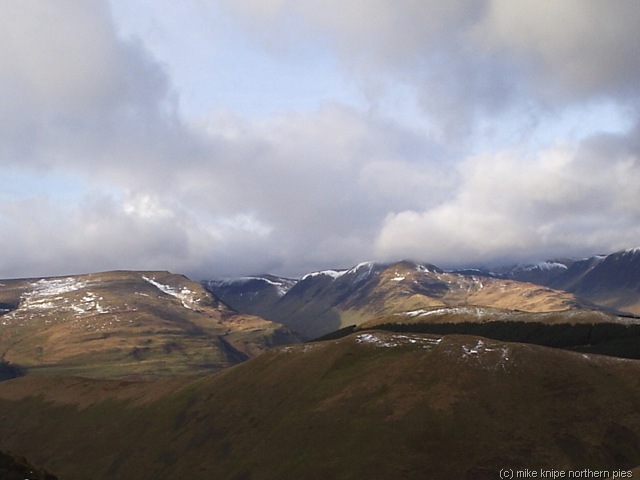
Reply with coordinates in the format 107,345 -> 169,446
263,262 -> 592,339
1,332 -> 640,479
0,271 -> 300,379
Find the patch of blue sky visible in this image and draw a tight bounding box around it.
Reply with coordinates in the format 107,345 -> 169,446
109,0 -> 365,120
471,98 -> 635,156
2,168 -> 96,208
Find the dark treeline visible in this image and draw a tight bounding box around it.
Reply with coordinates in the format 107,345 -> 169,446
316,322 -> 640,359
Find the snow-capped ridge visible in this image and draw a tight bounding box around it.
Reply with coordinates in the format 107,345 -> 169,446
211,275 -> 296,297
301,269 -> 347,281
344,261 -> 388,284
300,261 -> 386,284
510,261 -> 569,273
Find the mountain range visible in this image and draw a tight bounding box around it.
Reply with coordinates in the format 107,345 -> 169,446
501,248 -> 640,315
1,247 -> 640,478
205,248 -> 640,340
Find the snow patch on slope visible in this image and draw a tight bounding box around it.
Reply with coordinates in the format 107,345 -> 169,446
458,338 -> 512,371
18,278 -> 88,312
354,332 -> 442,349
399,306 -> 501,319
26,278 -> 86,298
143,276 -> 199,310
1,277 -> 115,327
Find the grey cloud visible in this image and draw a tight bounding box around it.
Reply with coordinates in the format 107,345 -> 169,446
0,192 -> 190,277
3,1 -> 640,280
0,0 -> 187,178
177,105 -> 453,276
481,1 -> 640,103
213,1 -> 640,136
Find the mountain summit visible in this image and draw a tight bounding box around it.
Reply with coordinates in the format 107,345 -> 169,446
206,260 -> 590,339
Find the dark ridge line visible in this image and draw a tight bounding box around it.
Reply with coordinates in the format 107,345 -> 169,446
312,322 -> 640,360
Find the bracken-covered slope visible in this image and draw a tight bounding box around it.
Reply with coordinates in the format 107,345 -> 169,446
0,271 -> 300,378
207,260 -> 591,339
0,331 -> 639,479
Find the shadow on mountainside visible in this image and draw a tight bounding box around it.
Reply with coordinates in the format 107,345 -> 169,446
0,361 -> 24,382
0,450 -> 59,480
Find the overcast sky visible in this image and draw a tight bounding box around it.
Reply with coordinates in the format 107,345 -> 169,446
2,1 -> 640,280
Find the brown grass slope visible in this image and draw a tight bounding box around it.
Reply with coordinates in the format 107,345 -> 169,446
0,271 -> 300,378
361,305 -> 625,328
245,261 -> 591,340
1,331 -> 640,479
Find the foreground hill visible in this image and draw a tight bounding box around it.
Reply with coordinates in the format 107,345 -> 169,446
503,248 -> 640,315
206,260 -> 592,339
0,450 -> 58,480
0,271 -> 299,378
0,331 -> 639,479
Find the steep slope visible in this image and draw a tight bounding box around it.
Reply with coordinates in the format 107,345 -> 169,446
505,248 -> 640,315
495,260 -> 574,285
559,248 -> 640,314
208,260 -> 590,339
0,450 -> 59,480
203,275 -> 296,317
0,331 -> 639,479
0,271 -> 300,378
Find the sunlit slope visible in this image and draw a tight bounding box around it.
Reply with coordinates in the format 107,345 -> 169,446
0,271 -> 299,378
1,331 -> 639,479
209,261 -> 591,339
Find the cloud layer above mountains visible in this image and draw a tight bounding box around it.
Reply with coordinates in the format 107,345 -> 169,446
1,0 -> 639,279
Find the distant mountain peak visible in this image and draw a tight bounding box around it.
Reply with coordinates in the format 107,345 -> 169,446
301,269 -> 347,281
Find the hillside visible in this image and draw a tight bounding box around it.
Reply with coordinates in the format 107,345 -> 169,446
206,260 -> 591,339
0,271 -> 300,378
503,248 -> 640,315
203,274 -> 297,317
343,306 -> 640,359
0,331 -> 639,479
0,450 -> 59,480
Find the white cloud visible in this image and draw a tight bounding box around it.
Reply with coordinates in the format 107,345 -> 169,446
213,0 -> 640,135
375,128 -> 640,267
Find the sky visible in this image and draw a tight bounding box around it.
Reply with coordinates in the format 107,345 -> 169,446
2,0 -> 640,280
